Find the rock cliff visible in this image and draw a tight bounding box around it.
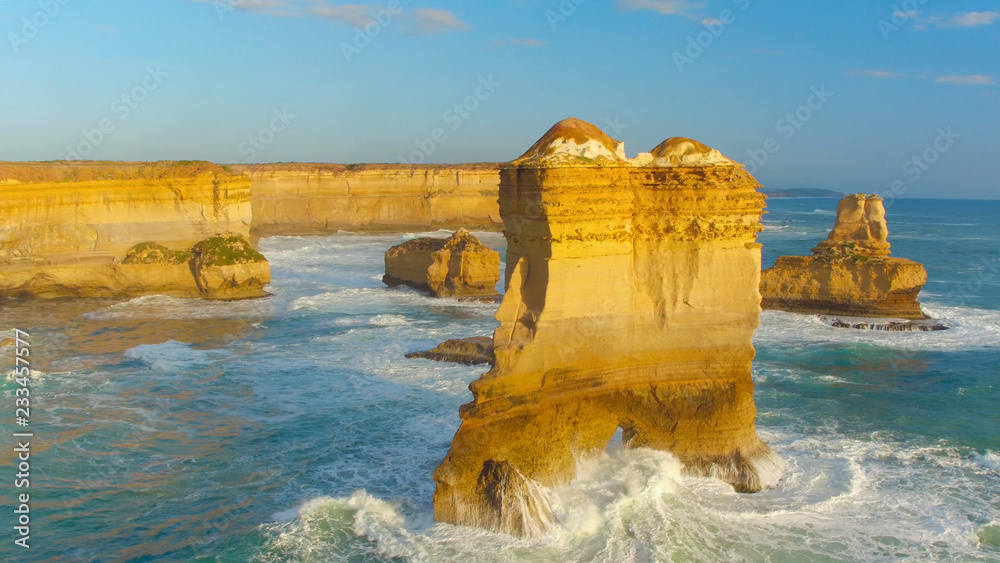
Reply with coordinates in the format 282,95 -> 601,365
0,161 -> 267,299
383,229 -> 501,298
433,118 -> 781,537
760,194 -> 927,319
242,164 -> 502,238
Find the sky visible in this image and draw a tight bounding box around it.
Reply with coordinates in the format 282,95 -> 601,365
1,0 -> 998,199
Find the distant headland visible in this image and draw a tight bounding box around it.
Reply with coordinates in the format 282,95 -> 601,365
763,188 -> 845,198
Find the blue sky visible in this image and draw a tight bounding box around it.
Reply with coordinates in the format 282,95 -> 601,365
1,0 -> 997,198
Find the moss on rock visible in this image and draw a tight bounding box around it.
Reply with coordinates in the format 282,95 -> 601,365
121,242 -> 193,265
191,234 -> 265,267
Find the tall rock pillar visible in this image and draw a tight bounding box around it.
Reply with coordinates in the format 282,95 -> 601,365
433,119 -> 781,536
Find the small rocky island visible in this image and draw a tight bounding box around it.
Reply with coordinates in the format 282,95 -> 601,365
383,229 -> 500,298
760,193 -> 928,320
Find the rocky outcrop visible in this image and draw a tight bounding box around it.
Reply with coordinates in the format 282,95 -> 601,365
383,229 -> 501,298
760,194 -> 927,319
190,235 -> 270,300
406,336 -> 495,365
0,162 -> 267,299
819,316 -> 948,332
433,118 -> 781,537
31,234 -> 271,300
242,164 -> 502,238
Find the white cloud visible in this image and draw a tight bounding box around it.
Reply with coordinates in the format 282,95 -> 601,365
406,7 -> 469,35
935,75 -> 996,86
310,3 -> 379,27
188,1 -> 468,35
908,10 -> 1000,30
507,37 -> 544,47
616,0 -> 706,16
848,70 -> 906,79
190,0 -> 299,17
952,11 -> 999,27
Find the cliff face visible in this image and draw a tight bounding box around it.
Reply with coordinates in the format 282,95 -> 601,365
433,119 -> 781,537
243,164 -> 502,237
0,162 -> 263,299
760,194 -> 927,319
383,229 -> 501,298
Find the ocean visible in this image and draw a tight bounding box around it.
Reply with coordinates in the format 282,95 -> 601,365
2,198 -> 998,562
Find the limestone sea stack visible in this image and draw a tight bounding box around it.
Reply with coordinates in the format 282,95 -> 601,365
383,229 -> 501,298
0,161 -> 269,299
432,118 -> 782,537
760,193 -> 927,319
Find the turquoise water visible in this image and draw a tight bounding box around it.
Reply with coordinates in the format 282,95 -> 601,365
1,199 -> 998,562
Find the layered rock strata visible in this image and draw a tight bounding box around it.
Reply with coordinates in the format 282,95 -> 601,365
760,194 -> 927,319
433,118 -> 781,537
406,336 -> 495,365
243,164 -> 502,238
0,162 -> 267,299
383,229 -> 501,298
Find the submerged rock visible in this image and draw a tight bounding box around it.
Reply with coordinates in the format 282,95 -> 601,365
383,229 -> 500,298
820,316 -> 949,331
406,337 -> 494,365
433,118 -> 781,537
761,194 -> 928,319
